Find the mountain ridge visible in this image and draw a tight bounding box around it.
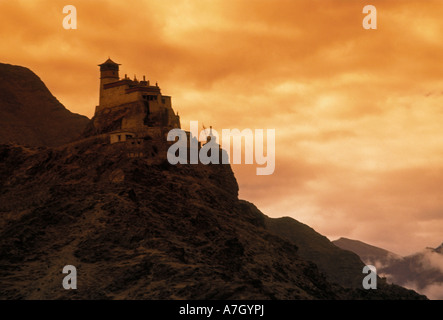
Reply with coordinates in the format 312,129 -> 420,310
0,63 -> 89,147
333,237 -> 402,267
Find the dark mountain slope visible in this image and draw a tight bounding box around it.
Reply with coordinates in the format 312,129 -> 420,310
0,63 -> 89,147
333,237 -> 402,267
266,219 -> 366,288
0,141 -> 425,300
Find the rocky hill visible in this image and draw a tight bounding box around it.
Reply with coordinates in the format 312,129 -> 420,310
0,140 -> 425,299
0,63 -> 426,300
0,63 -> 89,147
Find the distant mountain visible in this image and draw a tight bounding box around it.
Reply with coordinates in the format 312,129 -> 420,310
0,63 -> 89,147
333,237 -> 402,267
382,246 -> 443,299
333,238 -> 443,299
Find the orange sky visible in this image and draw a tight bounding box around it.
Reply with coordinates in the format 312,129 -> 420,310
2,0 -> 443,255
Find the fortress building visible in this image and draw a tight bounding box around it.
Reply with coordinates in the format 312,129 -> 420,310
86,58 -> 180,142
79,58 -> 216,161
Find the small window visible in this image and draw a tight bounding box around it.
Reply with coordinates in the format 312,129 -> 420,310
117,135 -> 121,142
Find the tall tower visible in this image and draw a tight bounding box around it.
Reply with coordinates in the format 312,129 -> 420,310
98,58 -> 120,107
